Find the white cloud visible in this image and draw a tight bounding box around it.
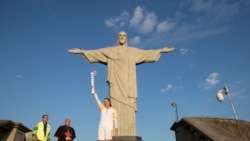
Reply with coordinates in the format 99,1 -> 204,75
129,36 -> 140,46
169,0 -> 240,42
104,1 -> 241,43
105,6 -> 159,35
179,48 -> 188,55
161,84 -> 173,93
156,20 -> 175,33
186,0 -> 240,28
139,12 -> 157,34
105,17 -> 119,28
130,6 -> 144,27
204,72 -> 220,90
105,10 -> 130,28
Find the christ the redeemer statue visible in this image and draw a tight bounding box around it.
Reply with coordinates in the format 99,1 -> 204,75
68,31 -> 175,136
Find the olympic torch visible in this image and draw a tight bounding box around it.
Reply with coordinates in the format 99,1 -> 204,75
90,71 -> 97,94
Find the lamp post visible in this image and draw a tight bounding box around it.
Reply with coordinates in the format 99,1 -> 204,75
171,101 -> 178,122
216,86 -> 238,120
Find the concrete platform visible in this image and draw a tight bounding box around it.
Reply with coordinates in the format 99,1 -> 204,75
112,136 -> 142,141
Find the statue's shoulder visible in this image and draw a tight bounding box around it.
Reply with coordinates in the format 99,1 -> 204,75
128,46 -> 143,51
103,46 -> 140,51
98,46 -> 114,50
105,46 -> 116,49
127,46 -> 138,49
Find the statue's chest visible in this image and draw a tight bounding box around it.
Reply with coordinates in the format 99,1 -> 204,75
114,49 -> 131,60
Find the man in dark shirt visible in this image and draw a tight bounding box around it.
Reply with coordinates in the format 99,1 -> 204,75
54,118 -> 76,141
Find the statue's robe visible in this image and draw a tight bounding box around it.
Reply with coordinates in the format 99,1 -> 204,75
81,46 -> 162,136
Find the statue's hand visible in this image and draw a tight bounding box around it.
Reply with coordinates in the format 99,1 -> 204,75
161,47 -> 175,53
68,48 -> 83,54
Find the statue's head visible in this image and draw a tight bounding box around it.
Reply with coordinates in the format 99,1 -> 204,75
116,31 -> 127,47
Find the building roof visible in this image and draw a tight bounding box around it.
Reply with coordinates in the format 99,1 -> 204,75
170,117 -> 250,141
0,120 -> 31,132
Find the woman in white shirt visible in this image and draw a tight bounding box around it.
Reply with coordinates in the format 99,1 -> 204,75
92,86 -> 118,141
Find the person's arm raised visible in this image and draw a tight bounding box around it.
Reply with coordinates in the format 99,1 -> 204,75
91,86 -> 102,106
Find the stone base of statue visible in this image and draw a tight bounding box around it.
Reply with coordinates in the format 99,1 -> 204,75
112,136 -> 142,141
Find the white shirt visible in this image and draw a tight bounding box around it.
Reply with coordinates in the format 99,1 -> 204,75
93,93 -> 118,129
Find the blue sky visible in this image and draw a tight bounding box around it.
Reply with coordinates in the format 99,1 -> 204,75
1,0 -> 250,140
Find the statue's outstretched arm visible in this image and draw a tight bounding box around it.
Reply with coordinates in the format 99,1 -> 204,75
68,48 -> 84,54
161,47 -> 175,53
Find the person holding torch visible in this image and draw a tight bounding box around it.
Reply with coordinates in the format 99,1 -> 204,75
91,71 -> 118,141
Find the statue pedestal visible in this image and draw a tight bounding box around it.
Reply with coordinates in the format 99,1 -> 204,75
113,136 -> 142,141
